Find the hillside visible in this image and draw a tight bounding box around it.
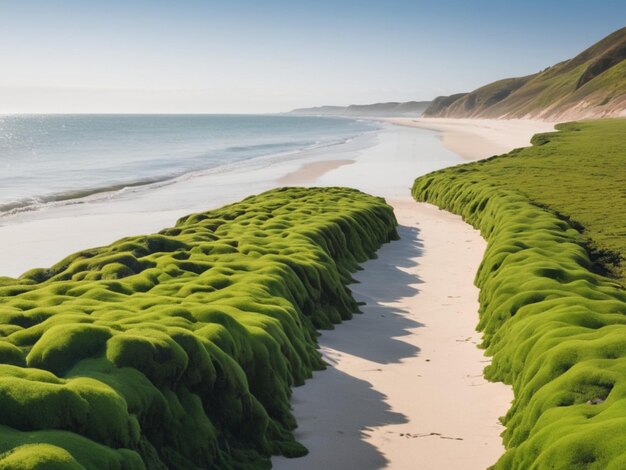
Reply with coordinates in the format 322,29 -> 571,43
290,100 -> 431,117
424,27 -> 626,120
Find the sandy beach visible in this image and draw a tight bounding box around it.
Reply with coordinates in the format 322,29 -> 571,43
277,159 -> 354,184
386,117 -> 554,160
273,118 -> 552,469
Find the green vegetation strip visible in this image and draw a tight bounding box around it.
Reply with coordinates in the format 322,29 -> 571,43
0,187 -> 398,469
412,119 -> 626,469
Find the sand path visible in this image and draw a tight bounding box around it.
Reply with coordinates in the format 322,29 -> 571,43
272,200 -> 512,469
273,119 -> 554,469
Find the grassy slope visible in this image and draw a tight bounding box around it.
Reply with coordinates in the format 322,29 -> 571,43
0,187 -> 398,469
412,119 -> 626,468
423,27 -> 626,120
431,76 -> 535,118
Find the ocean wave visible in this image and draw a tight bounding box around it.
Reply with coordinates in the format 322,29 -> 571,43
0,126 -> 379,218
0,177 -> 174,217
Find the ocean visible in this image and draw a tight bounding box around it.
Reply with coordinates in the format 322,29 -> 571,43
0,114 -> 378,216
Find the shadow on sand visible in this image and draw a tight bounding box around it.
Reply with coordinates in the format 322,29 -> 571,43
331,224 -> 424,364
273,224 -> 424,469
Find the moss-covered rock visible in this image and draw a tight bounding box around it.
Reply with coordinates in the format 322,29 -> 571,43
0,187 -> 398,469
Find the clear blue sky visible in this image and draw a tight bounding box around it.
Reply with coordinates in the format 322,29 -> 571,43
1,0 -> 624,113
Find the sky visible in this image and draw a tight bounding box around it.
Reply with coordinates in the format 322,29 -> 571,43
1,0 -> 625,113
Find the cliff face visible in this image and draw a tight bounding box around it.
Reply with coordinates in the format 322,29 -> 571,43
424,27 -> 626,121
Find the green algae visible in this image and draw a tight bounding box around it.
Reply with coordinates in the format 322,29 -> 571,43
440,119 -> 626,283
412,120 -> 626,469
0,186 -> 398,469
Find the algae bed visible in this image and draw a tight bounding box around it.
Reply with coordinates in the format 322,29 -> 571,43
412,118 -> 626,469
442,119 -> 625,283
0,186 -> 398,469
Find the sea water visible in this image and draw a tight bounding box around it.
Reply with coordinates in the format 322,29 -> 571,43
0,114 -> 378,215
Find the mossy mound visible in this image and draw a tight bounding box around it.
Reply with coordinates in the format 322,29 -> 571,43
412,121 -> 626,468
0,187 -> 398,469
434,119 -> 626,284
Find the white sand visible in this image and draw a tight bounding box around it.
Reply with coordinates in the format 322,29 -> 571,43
386,117 -> 554,160
277,159 -> 354,185
0,117 -> 549,469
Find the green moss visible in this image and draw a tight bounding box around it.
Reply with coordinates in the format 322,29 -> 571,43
412,120 -> 626,468
0,187 -> 397,468
0,444 -> 85,470
441,119 -> 625,282
0,426 -> 144,469
27,324 -> 112,375
0,342 -> 25,367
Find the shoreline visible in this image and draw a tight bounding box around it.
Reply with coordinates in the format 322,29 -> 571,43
277,159 -> 355,185
0,127 -> 380,224
0,129 -> 381,278
384,117 -> 555,160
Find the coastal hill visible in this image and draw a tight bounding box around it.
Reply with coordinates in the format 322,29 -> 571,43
424,26 -> 626,121
289,100 -> 431,117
